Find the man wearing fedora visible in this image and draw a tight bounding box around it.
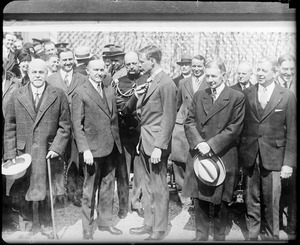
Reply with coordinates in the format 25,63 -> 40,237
74,46 -> 94,76
108,45 -> 127,80
239,56 -> 296,240
3,58 -> 71,235
169,54 -> 208,207
183,59 -> 245,241
48,48 -> 89,207
123,45 -> 177,240
173,54 -> 192,87
101,44 -> 114,75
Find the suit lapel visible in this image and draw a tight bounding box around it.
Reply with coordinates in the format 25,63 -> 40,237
34,84 -> 58,128
247,84 -> 260,120
84,81 -> 111,117
103,85 -> 113,115
184,77 -> 194,99
202,89 -> 213,115
260,84 -> 283,121
142,71 -> 163,103
68,72 -> 81,95
16,84 -> 36,122
203,86 -> 230,124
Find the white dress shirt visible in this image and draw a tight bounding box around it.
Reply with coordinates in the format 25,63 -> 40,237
258,81 -> 275,107
192,73 -> 205,94
60,69 -> 73,87
211,82 -> 225,102
30,82 -> 46,101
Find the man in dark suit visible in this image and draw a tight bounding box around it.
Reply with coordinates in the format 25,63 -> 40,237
3,58 -> 71,235
169,54 -> 207,206
182,59 -> 245,241
239,56 -> 296,240
113,51 -> 145,219
126,45 -> 177,241
48,48 -> 89,207
72,59 -> 123,240
74,46 -> 93,76
44,41 -> 57,56
32,38 -> 47,61
3,32 -> 17,75
230,62 -> 254,92
275,54 -> 296,238
173,54 -> 192,87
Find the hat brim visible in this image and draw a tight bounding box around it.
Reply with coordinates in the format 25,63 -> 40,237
75,54 -> 93,60
176,61 -> 192,65
2,154 -> 32,180
193,153 -> 226,186
107,52 -> 125,57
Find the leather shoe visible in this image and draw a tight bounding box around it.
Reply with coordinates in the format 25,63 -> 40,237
145,231 -> 165,240
83,230 -> 93,240
118,209 -> 128,219
129,225 -> 152,235
98,226 -> 123,235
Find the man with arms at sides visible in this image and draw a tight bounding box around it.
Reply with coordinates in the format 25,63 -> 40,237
113,51 -> 146,219
275,54 -> 296,238
48,48 -> 89,207
45,54 -> 60,77
3,59 -> 70,235
124,45 -> 177,240
44,41 -> 57,56
183,59 -> 245,241
72,59 -> 123,240
169,54 -> 207,207
173,53 -> 192,87
231,62 -> 255,92
239,56 -> 296,240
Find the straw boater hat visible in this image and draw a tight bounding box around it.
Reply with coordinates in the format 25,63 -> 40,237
176,54 -> 192,65
193,152 -> 226,186
74,46 -> 93,60
2,154 -> 32,180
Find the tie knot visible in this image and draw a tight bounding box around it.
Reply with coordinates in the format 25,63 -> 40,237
212,88 -> 217,94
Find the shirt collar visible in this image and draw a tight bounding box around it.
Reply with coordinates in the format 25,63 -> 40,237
212,82 -> 225,95
89,78 -> 101,90
60,69 -> 73,79
30,82 -> 46,95
147,68 -> 163,83
182,73 -> 191,79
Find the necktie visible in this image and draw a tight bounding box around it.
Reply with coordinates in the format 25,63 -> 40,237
64,74 -> 69,87
283,82 -> 288,88
35,92 -> 40,109
97,83 -> 103,98
212,88 -> 217,103
259,87 -> 268,109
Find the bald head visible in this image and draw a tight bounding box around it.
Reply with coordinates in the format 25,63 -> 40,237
237,62 -> 253,85
124,51 -> 140,76
28,59 -> 48,88
87,59 -> 106,83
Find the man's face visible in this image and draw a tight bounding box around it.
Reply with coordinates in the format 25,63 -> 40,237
206,67 -> 224,89
279,60 -> 295,83
256,61 -> 275,87
28,61 -> 48,88
192,58 -> 205,78
33,43 -> 43,52
47,56 -> 59,73
125,53 -> 140,76
19,60 -> 30,73
4,34 -> 16,49
138,53 -> 152,75
44,43 -> 57,56
180,63 -> 192,76
59,51 -> 74,72
14,40 -> 23,51
111,55 -> 124,71
237,64 -> 252,85
86,60 -> 105,83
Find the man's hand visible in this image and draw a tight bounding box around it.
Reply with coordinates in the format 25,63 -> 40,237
83,150 -> 94,165
195,142 -> 211,156
134,83 -> 148,99
280,165 -> 293,179
46,150 -> 59,159
151,147 -> 162,164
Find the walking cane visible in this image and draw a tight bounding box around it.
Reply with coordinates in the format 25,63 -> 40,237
47,157 -> 58,239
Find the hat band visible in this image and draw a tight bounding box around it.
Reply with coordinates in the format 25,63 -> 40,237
75,54 -> 91,59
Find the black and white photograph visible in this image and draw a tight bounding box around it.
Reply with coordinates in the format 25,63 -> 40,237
2,0 -> 296,243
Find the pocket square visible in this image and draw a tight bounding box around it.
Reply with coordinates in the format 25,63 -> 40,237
275,109 -> 283,112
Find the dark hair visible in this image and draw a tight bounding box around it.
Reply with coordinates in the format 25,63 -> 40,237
139,45 -> 162,64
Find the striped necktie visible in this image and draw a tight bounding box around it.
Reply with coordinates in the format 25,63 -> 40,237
34,92 -> 40,109
97,83 -> 103,98
64,73 -> 69,87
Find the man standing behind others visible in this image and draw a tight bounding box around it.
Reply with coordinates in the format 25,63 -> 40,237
239,56 -> 296,240
173,54 -> 192,87
72,59 -> 123,240
231,62 -> 254,92
125,45 -> 177,240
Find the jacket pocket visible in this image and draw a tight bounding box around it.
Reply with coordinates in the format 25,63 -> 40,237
275,139 -> 286,147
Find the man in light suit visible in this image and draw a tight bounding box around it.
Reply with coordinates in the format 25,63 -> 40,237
3,59 -> 71,235
239,56 -> 296,240
72,59 -> 123,240
48,48 -> 89,207
183,59 -> 245,241
125,45 -> 177,241
169,54 -> 207,206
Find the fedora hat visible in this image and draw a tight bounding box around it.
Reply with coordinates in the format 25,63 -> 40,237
193,152 -> 226,186
74,46 -> 93,60
107,45 -> 125,57
177,54 -> 192,65
2,154 -> 32,180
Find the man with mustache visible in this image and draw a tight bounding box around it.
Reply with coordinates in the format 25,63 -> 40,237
48,48 -> 89,207
113,51 -> 145,219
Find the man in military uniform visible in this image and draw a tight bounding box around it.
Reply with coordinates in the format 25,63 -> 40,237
113,51 -> 146,218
